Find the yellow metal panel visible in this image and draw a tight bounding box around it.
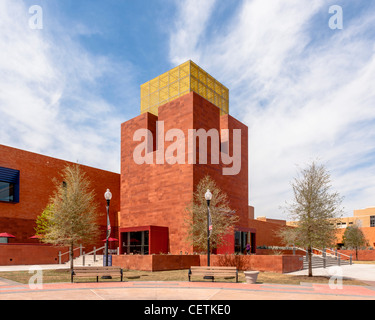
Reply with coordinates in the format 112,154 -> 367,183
179,75 -> 190,93
140,60 -> 229,116
159,72 -> 169,88
149,105 -> 158,116
207,74 -> 215,91
191,76 -> 199,92
159,86 -> 169,103
199,69 -> 207,85
169,81 -> 179,98
141,83 -> 150,98
198,82 -> 207,98
190,62 -> 199,79
150,92 -> 159,107
141,96 -> 149,111
169,67 -> 179,83
150,78 -> 159,93
206,88 -> 214,104
180,61 -> 190,78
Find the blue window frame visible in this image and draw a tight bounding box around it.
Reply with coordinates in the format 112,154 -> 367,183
0,167 -> 20,203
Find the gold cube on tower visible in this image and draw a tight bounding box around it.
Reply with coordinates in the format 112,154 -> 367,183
140,60 -> 229,116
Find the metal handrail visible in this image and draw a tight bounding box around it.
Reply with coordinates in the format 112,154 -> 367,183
59,246 -> 83,257
58,245 -> 85,264
85,246 -> 106,257
325,247 -> 351,260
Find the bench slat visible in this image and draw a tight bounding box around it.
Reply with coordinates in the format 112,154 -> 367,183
188,266 -> 238,283
71,266 -> 123,283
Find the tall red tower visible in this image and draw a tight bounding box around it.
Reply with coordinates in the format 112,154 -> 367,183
119,61 -> 250,255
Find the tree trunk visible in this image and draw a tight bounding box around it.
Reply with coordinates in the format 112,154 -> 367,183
70,242 -> 74,273
308,246 -> 313,277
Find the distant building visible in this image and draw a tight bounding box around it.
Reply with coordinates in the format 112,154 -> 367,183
287,207 -> 375,248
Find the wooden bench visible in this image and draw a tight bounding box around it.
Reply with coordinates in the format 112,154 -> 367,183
188,266 -> 238,283
71,266 -> 123,283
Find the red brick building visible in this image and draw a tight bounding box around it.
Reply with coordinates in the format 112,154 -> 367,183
0,61 -> 259,262
119,61 -> 253,255
0,144 -> 120,247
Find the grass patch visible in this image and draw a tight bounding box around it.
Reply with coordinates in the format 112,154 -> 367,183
353,261 -> 375,265
0,268 -> 367,286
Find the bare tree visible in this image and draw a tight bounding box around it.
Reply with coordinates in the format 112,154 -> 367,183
281,161 -> 344,277
184,175 -> 239,253
36,164 -> 101,271
342,224 -> 368,260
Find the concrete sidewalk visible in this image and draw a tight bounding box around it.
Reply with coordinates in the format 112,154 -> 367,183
0,280 -> 374,300
0,264 -> 69,272
0,263 -> 374,300
288,264 -> 375,283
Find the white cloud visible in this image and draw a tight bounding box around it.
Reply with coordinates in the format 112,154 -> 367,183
169,0 -> 218,64
168,0 -> 375,219
0,0 -> 135,173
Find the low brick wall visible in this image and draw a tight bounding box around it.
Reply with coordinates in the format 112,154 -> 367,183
112,254 -> 303,273
338,249 -> 375,261
0,244 -> 72,265
112,254 -> 200,271
200,254 -> 303,273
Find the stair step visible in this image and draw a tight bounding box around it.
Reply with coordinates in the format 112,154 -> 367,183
302,256 -> 351,270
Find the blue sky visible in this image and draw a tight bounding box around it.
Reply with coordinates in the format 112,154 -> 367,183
1,0 -> 375,219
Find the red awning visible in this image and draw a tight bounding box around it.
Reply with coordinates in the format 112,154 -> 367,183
29,235 -> 43,239
0,233 -> 16,238
102,237 -> 118,242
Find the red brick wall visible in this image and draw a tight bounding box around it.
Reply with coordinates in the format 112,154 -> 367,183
112,254 -> 200,271
248,219 -> 292,248
200,254 -> 303,273
0,144 -> 120,247
112,254 -> 303,273
338,250 -> 375,261
0,244 -> 74,265
120,92 -> 249,254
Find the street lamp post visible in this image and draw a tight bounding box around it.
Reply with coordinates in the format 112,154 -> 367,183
205,189 -> 212,267
104,189 -> 112,268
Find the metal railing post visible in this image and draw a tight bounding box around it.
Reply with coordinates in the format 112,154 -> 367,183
94,247 -> 96,262
82,251 -> 85,266
350,254 -> 352,265
323,248 -> 326,268
58,251 -> 61,264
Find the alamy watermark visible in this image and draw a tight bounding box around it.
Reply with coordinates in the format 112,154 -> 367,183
328,266 -> 344,290
132,121 -> 242,176
329,5 -> 343,30
28,5 -> 43,30
28,265 -> 43,290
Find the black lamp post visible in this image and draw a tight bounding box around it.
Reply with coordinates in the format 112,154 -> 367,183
205,189 -> 212,267
104,188 -> 112,268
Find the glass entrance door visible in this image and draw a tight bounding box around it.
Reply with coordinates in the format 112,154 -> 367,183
122,231 -> 149,255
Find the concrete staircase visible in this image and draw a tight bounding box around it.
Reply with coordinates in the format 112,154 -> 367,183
303,255 -> 351,270
64,254 -> 104,267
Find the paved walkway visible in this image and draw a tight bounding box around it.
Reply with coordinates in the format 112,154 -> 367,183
288,264 -> 375,284
0,280 -> 374,300
0,264 -> 374,300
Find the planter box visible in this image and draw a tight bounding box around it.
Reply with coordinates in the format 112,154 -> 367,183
244,271 -> 259,284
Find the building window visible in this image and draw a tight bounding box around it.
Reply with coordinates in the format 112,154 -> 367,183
121,231 -> 149,255
371,216 -> 375,228
0,167 -> 20,203
0,237 -> 8,244
235,231 -> 250,254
